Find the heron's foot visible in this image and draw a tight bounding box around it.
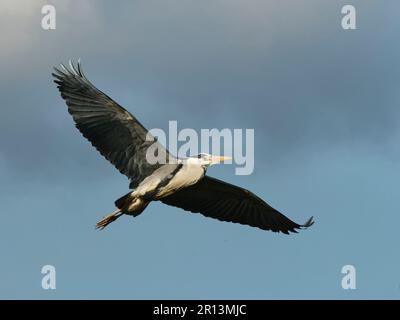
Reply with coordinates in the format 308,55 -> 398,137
95,209 -> 122,230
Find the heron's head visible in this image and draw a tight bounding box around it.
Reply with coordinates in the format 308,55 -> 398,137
190,153 -> 231,168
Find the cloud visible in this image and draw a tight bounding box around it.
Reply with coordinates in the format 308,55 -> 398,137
0,0 -> 399,182
0,1 -> 99,62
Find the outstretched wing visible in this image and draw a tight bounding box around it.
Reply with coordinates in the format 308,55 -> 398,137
53,60 -> 175,188
161,176 -> 314,234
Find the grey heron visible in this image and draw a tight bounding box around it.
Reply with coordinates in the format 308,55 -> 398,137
53,61 -> 314,234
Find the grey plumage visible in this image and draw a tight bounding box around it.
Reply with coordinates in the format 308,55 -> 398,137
53,60 -> 314,234
53,61 -> 175,188
162,176 -> 314,234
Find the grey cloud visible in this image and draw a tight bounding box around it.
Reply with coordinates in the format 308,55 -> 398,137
0,0 -> 399,181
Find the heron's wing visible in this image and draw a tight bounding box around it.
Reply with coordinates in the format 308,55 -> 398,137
161,176 -> 314,234
53,61 -> 175,188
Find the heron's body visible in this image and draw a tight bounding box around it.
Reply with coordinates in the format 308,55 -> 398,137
120,161 -> 203,211
53,61 -> 314,234
96,160 -> 207,227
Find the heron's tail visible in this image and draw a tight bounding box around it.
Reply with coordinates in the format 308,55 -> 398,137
95,208 -> 123,230
114,191 -> 149,217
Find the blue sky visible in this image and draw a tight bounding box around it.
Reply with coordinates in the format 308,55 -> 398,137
0,0 -> 400,299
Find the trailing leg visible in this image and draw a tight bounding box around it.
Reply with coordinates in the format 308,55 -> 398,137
95,208 -> 123,230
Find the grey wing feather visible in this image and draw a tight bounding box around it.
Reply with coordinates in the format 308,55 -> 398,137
53,60 -> 175,187
161,176 -> 314,234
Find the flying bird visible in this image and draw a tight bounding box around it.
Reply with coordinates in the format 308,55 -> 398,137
52,60 -> 314,234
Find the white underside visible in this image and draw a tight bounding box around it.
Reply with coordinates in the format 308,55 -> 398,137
131,162 -> 205,200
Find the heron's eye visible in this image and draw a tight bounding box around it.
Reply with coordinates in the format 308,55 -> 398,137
197,154 -> 202,159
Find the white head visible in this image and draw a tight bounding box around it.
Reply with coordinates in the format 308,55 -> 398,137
185,153 -> 231,169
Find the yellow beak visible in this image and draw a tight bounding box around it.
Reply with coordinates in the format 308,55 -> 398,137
212,155 -> 232,164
